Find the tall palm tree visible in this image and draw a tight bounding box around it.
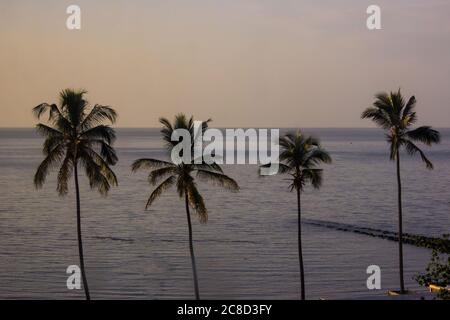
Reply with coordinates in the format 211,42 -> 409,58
33,89 -> 118,300
362,89 -> 440,293
131,114 -> 239,300
261,131 -> 331,300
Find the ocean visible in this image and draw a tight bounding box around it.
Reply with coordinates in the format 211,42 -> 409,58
0,128 -> 449,299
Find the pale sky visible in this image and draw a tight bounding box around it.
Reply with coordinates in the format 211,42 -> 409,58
1,0 -> 449,128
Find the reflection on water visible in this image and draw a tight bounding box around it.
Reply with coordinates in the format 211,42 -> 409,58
0,128 -> 448,299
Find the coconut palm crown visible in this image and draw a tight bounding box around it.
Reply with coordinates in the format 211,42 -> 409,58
268,131 -> 332,191
362,89 -> 440,169
33,89 -> 118,195
132,114 -> 239,223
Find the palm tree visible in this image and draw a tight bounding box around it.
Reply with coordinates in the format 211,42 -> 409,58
131,114 -> 239,300
261,131 -> 331,300
33,89 -> 118,300
362,89 -> 440,293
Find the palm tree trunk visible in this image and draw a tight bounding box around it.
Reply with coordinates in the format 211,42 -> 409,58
297,188 -> 306,300
74,163 -> 91,300
185,193 -> 200,300
396,149 -> 405,293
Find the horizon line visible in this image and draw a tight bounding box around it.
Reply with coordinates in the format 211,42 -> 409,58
1,126 -> 450,130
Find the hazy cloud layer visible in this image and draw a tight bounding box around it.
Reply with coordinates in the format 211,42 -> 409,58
1,0 -> 449,127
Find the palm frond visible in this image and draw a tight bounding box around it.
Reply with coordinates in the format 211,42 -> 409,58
145,175 -> 176,209
279,134 -> 296,150
361,107 -> 392,129
304,135 -> 320,147
373,93 -> 396,122
174,113 -> 189,130
33,103 -> 72,133
404,140 -> 434,169
131,158 -> 174,172
159,117 -> 173,131
36,123 -> 63,138
81,105 -> 117,130
390,89 -> 405,115
86,139 -> 118,165
187,183 -> 208,223
80,125 -> 116,144
33,103 -> 57,119
401,95 -> 417,127
148,166 -> 178,185
196,169 -> 239,191
78,156 -> 110,195
59,89 -> 88,127
42,136 -> 66,155
279,149 -> 297,167
176,173 -> 193,198
401,111 -> 417,129
402,95 -> 416,114
33,143 -> 65,188
159,117 -> 174,146
56,153 -> 74,195
405,126 -> 440,145
302,168 -> 323,189
303,148 -> 332,167
78,148 -> 118,194
90,149 -> 118,186
374,92 -> 393,109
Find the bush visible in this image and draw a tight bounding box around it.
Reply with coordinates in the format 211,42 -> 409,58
415,234 -> 450,300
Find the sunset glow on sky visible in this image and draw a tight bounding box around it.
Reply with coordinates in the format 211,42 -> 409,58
1,0 -> 449,127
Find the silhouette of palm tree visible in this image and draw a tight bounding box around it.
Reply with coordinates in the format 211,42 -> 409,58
261,130 -> 331,300
33,89 -> 118,300
132,114 -> 239,300
362,89 -> 440,293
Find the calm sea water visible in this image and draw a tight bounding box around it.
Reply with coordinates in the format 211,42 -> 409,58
0,128 -> 449,299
